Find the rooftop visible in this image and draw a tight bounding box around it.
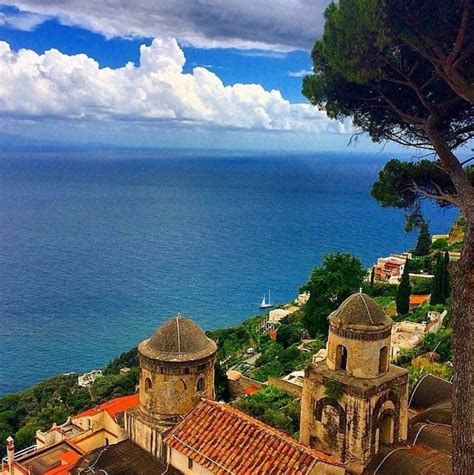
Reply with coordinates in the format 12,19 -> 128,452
329,292 -> 391,330
72,393 -> 139,420
13,441 -> 83,475
139,314 -> 217,362
165,399 -> 342,474
70,439 -> 181,474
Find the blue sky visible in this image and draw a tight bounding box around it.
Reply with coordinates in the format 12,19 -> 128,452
0,1 -> 398,151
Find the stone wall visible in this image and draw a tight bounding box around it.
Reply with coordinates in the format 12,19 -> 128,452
228,375 -> 264,399
267,376 -> 302,396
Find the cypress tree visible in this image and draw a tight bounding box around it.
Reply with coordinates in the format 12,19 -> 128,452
413,221 -> 431,256
370,266 -> 375,288
431,253 -> 445,305
396,259 -> 411,315
443,250 -> 451,300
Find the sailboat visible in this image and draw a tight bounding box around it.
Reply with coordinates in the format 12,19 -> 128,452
259,290 -> 273,309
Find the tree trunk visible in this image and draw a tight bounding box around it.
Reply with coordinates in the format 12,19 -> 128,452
450,212 -> 474,475
427,129 -> 473,474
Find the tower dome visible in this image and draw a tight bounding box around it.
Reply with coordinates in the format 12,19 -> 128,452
329,292 -> 391,331
138,314 -> 217,424
327,292 -> 392,379
141,315 -> 217,361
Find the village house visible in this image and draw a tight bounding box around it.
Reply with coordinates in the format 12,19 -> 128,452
373,253 -> 410,284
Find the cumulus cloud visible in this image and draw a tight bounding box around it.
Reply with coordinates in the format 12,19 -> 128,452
0,38 -> 347,134
3,1 -> 331,51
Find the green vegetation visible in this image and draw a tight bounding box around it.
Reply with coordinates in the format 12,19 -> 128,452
303,0 -> 472,466
233,385 -> 300,436
0,355 -> 140,457
301,252 -> 366,337
396,260 -> 411,316
431,252 -> 450,305
324,380 -> 344,402
413,222 -> 432,257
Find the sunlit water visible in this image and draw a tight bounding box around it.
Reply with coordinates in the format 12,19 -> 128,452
0,150 -> 456,395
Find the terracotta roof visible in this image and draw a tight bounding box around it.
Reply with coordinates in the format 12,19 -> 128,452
73,394 -> 139,420
410,294 -> 430,305
329,292 -> 391,329
165,399 -> 342,474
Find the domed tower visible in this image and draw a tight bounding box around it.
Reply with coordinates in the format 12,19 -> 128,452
326,292 -> 392,378
300,292 -> 409,474
124,315 -> 217,458
138,314 -> 217,424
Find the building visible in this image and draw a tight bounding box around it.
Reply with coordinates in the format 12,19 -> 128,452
300,292 -> 409,474
77,370 -> 102,388
124,314 -> 218,458
373,253 -> 409,284
3,307 -> 454,474
2,395 -> 139,475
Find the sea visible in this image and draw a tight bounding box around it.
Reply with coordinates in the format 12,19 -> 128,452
0,149 -> 457,396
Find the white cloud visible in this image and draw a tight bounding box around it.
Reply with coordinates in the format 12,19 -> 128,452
3,1 -> 332,51
288,69 -> 312,78
0,10 -> 49,31
0,38 -> 348,134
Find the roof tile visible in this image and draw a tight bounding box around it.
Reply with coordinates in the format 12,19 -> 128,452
165,399 -> 342,474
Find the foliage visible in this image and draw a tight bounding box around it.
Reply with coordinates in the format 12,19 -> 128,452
396,259 -> 411,315
408,359 -> 453,390
431,238 -> 449,251
410,277 -> 432,295
215,361 -> 230,401
104,347 -> 138,374
364,282 -> 398,298
413,222 -> 432,256
373,296 -> 396,312
324,380 -> 344,402
252,361 -> 285,383
406,255 -> 433,274
0,368 -> 139,457
233,386 -> 300,434
301,253 -> 366,337
277,345 -> 301,372
276,323 -> 304,349
421,329 -> 453,362
431,252 -> 450,304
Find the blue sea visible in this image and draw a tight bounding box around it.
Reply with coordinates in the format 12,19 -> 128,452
0,150 -> 457,395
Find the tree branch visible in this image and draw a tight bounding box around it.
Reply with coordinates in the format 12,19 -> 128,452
409,180 -> 461,207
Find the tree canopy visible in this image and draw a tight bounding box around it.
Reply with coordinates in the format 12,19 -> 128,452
303,2 -> 473,471
301,253 -> 366,337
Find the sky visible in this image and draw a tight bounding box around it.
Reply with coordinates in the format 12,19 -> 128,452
0,1 -> 398,151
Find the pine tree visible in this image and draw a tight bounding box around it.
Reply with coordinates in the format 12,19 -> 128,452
413,221 -> 431,256
396,259 -> 411,315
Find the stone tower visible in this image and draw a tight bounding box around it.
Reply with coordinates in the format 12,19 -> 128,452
138,315 -> 217,424
300,292 -> 409,474
125,314 -> 217,458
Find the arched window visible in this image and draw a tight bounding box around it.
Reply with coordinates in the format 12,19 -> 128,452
197,378 -> 205,391
184,367 -> 190,374
379,347 -> 388,374
335,345 -> 348,371
105,437 -> 110,446
145,377 -> 152,391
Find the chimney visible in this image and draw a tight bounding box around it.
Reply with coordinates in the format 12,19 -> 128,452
6,436 -> 14,474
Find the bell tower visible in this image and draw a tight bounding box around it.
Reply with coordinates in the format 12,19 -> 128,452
300,293 -> 409,474
125,314 -> 217,459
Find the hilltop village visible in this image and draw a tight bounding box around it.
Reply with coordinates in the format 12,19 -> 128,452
0,220 -> 462,474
